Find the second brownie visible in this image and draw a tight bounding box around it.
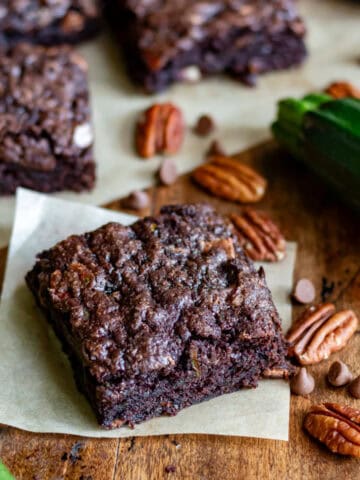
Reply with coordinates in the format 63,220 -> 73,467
0,43 -> 96,195
0,1 -> 101,47
106,0 -> 307,92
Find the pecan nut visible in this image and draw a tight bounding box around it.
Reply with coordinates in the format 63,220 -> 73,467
286,303 -> 358,365
136,103 -> 184,158
201,238 -> 236,260
304,403 -> 360,457
230,209 -> 286,262
192,155 -> 267,203
325,81 -> 360,100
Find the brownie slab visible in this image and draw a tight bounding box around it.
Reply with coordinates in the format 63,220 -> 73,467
0,1 -> 101,47
0,43 -> 95,195
106,0 -> 307,92
26,204 -> 291,428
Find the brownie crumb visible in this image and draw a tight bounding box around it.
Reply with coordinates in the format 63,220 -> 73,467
321,277 -> 335,302
69,442 -> 84,463
165,465 -> 176,473
61,452 -> 68,461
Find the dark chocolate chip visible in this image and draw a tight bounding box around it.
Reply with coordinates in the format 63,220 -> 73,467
165,465 -> 176,473
206,139 -> 226,158
292,278 -> 316,304
349,375 -> 360,399
193,115 -> 215,136
327,361 -> 353,387
122,190 -> 150,210
321,277 -> 335,302
158,158 -> 178,185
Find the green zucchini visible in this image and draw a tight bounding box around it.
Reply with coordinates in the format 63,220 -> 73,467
0,461 -> 15,480
272,94 -> 360,212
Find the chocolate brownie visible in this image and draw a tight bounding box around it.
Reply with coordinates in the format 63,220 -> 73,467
0,1 -> 101,47
105,0 -> 307,92
0,43 -> 95,195
26,204 -> 291,428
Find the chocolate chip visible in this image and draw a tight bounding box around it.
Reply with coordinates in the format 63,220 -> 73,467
194,115 -> 215,136
206,140 -> 226,158
349,375 -> 360,399
122,190 -> 150,210
321,277 -> 335,302
158,158 -> 178,185
165,465 -> 176,473
290,367 -> 315,396
327,361 -> 353,387
292,278 -> 315,304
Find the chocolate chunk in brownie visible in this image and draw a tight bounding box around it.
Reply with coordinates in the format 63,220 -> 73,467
0,43 -> 95,195
0,1 -> 101,47
105,0 -> 307,92
26,204 -> 291,428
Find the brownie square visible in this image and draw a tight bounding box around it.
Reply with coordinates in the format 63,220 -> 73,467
26,204 -> 291,428
0,1 -> 101,47
105,0 -> 307,92
0,43 -> 95,195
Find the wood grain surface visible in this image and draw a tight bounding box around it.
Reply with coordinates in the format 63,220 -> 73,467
0,141 -> 359,480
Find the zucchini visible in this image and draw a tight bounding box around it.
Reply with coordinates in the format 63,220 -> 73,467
0,461 -> 15,480
272,94 -> 360,212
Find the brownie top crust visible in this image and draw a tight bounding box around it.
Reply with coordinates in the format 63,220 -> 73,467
0,1 -> 100,36
118,0 -> 306,71
27,204 -> 285,386
0,43 -> 93,172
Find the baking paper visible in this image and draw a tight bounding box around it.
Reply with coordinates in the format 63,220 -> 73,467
0,188 -> 296,440
0,0 -> 359,247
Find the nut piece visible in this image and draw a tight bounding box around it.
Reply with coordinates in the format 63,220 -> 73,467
201,238 -> 236,260
136,103 -> 184,158
286,304 -> 358,365
122,190 -> 150,210
158,158 -> 178,186
230,209 -> 286,262
325,81 -> 360,99
349,376 -> 360,399
192,155 -> 267,203
193,115 -> 215,136
328,361 -> 353,387
304,403 -> 360,457
292,278 -> 316,304
60,11 -> 85,33
290,367 -> 315,395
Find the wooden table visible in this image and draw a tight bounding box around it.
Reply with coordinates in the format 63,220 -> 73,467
0,141 -> 359,480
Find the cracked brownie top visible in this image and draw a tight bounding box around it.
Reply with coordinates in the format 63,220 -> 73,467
27,204 -> 285,384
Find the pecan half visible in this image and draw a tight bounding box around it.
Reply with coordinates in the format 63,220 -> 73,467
325,81 -> 360,100
286,303 -> 358,365
230,209 -> 286,262
304,403 -> 360,457
136,103 -> 184,158
192,155 -> 267,203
